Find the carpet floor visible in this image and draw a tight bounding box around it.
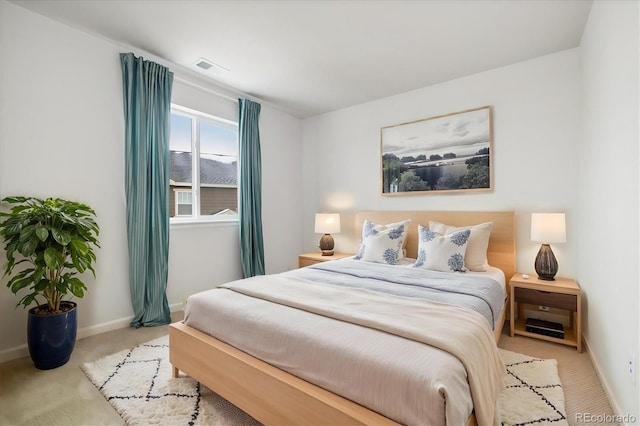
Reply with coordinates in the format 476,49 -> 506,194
0,319 -> 615,426
81,335 -> 568,426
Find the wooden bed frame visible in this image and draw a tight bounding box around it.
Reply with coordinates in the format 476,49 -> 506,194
170,211 -> 515,425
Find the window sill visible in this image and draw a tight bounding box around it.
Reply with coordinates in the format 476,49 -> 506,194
170,218 -> 239,230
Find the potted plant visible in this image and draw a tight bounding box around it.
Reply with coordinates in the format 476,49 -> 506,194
0,196 -> 100,369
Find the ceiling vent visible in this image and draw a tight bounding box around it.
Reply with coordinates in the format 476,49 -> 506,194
193,58 -> 229,74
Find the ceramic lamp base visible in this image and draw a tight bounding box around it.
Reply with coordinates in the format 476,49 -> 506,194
535,243 -> 558,281
319,234 -> 335,256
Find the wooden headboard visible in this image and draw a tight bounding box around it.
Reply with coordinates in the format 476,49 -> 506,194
355,211 -> 516,280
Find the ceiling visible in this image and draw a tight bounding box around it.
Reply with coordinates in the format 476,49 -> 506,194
12,0 -> 593,118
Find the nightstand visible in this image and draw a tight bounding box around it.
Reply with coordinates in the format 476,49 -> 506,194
509,273 -> 582,352
298,252 -> 354,268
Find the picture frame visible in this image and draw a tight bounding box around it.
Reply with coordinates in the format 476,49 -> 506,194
380,106 -> 493,195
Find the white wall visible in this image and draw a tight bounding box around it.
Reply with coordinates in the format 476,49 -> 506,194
302,48 -> 582,278
0,1 -> 130,356
260,106 -> 304,274
580,0 -> 639,421
0,1 -> 303,359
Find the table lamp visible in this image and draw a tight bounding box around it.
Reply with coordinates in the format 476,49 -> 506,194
531,213 -> 566,281
315,213 -> 341,256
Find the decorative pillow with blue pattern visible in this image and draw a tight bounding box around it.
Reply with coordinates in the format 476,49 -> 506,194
429,220 -> 493,272
414,224 -> 471,272
354,219 -> 410,265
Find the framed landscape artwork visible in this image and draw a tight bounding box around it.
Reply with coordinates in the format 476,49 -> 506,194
381,106 -> 493,195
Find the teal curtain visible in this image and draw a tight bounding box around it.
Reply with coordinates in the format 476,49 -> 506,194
120,52 -> 173,327
238,99 -> 265,277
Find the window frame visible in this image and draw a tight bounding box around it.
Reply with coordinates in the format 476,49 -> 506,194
169,104 -> 239,224
174,189 -> 193,217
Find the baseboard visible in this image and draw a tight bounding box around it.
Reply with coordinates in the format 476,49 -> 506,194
582,336 -> 630,425
0,302 -> 183,365
0,344 -> 29,364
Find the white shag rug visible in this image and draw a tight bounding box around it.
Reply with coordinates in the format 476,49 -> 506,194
81,336 -> 259,426
499,348 -> 568,426
82,336 -> 567,426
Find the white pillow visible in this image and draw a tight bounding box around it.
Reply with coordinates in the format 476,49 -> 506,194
429,220 -> 493,272
355,219 -> 410,265
414,225 -> 471,272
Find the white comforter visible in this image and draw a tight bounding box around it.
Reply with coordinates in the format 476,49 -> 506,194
184,266 -> 505,425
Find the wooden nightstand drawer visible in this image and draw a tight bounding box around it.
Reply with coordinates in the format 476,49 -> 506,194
514,287 -> 577,311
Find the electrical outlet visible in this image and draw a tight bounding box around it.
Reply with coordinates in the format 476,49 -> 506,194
629,353 -> 636,386
538,305 -> 550,312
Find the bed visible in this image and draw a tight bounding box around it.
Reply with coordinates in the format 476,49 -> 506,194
169,211 -> 516,425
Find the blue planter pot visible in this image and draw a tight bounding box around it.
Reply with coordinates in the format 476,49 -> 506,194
27,302 -> 78,370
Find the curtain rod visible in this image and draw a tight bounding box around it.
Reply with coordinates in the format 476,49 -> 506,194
173,75 -> 242,103
173,73 -> 238,102
120,47 -> 269,108
119,46 -> 256,104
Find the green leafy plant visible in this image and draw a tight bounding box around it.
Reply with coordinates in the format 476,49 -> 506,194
0,196 -> 100,313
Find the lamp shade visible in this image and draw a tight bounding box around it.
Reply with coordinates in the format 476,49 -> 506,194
315,213 -> 341,234
531,213 -> 566,243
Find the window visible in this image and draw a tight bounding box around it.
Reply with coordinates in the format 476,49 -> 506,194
175,190 -> 193,216
169,105 -> 238,221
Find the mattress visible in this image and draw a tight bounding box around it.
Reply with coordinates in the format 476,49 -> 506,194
183,259 -> 506,425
